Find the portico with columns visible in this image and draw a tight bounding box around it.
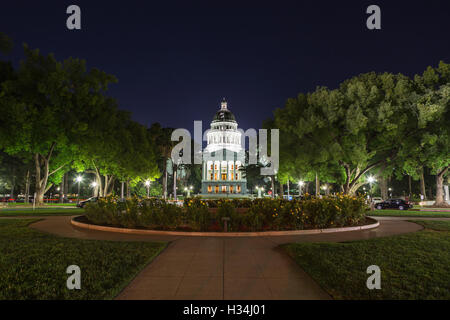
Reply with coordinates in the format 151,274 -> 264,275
201,99 -> 247,195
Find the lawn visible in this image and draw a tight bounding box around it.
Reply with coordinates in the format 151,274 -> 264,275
0,208 -> 85,216
282,220 -> 450,299
368,209 -> 450,218
0,219 -> 166,299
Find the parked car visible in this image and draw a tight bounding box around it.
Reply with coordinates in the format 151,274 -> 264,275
77,197 -> 98,208
371,197 -> 383,204
375,199 -> 413,210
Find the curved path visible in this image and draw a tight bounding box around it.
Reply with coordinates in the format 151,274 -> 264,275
3,215 -> 431,300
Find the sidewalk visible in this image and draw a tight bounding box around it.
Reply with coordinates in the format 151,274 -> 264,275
23,215 -> 425,300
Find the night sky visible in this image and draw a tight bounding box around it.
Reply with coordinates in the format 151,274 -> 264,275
2,1 -> 450,133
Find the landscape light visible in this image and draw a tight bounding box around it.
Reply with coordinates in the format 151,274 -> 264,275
75,176 -> 82,183
367,176 -> 376,184
298,181 -> 304,186
91,181 -> 97,188
145,180 -> 150,187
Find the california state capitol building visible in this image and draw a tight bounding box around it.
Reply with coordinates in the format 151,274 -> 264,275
201,99 -> 247,196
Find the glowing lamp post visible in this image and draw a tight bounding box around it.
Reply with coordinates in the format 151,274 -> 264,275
75,176 -> 83,204
145,180 -> 151,198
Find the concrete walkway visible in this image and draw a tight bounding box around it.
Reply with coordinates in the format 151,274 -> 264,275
4,215 -> 432,299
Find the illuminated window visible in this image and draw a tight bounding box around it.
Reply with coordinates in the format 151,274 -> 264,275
237,185 -> 241,193
210,165 -> 213,170
210,173 -> 213,180
215,185 -> 219,193
207,185 -> 212,193
221,186 -> 227,193
235,173 -> 238,180
230,186 -> 234,193
222,174 -> 227,180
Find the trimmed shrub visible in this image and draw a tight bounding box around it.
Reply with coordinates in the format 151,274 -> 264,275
85,194 -> 368,232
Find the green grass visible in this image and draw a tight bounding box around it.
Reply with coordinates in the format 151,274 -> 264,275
368,209 -> 450,218
0,208 -> 84,216
282,220 -> 450,299
411,220 -> 450,231
0,219 -> 166,299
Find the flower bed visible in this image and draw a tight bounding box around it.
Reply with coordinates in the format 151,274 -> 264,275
84,194 -> 368,232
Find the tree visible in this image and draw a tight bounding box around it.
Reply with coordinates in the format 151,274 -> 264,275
271,72 -> 416,195
0,45 -> 117,204
148,123 -> 174,199
400,62 -> 450,206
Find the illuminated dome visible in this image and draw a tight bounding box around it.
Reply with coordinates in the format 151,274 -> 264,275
212,109 -> 236,123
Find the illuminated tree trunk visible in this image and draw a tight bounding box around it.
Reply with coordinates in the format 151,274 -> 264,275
420,168 -> 426,200
173,164 -> 177,200
25,170 -> 30,204
434,166 -> 449,207
59,174 -> 64,203
315,173 -> 319,196
378,175 -> 388,200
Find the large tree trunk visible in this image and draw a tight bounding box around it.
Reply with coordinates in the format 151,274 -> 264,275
104,175 -> 115,196
34,153 -> 49,205
378,175 -> 388,200
434,166 -> 450,207
64,172 -> 69,199
279,182 -> 284,198
33,143 -> 66,205
126,179 -> 131,198
420,168 -> 426,200
10,166 -> 16,200
408,175 -> 412,197
25,170 -> 30,204
59,174 -> 64,203
315,173 -> 319,196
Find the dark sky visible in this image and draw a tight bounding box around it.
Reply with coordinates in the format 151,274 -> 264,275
1,1 -> 450,133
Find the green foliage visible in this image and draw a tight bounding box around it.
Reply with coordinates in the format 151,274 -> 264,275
85,195 -> 368,232
283,220 -> 450,299
0,219 -> 166,299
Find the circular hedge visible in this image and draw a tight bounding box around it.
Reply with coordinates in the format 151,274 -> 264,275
84,194 -> 368,232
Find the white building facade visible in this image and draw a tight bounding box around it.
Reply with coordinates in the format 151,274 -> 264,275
201,99 -> 247,195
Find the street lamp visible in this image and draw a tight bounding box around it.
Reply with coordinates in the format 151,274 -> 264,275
298,181 -> 304,196
145,180 -> 151,198
388,187 -> 392,198
367,176 -> 376,197
75,176 -> 83,204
